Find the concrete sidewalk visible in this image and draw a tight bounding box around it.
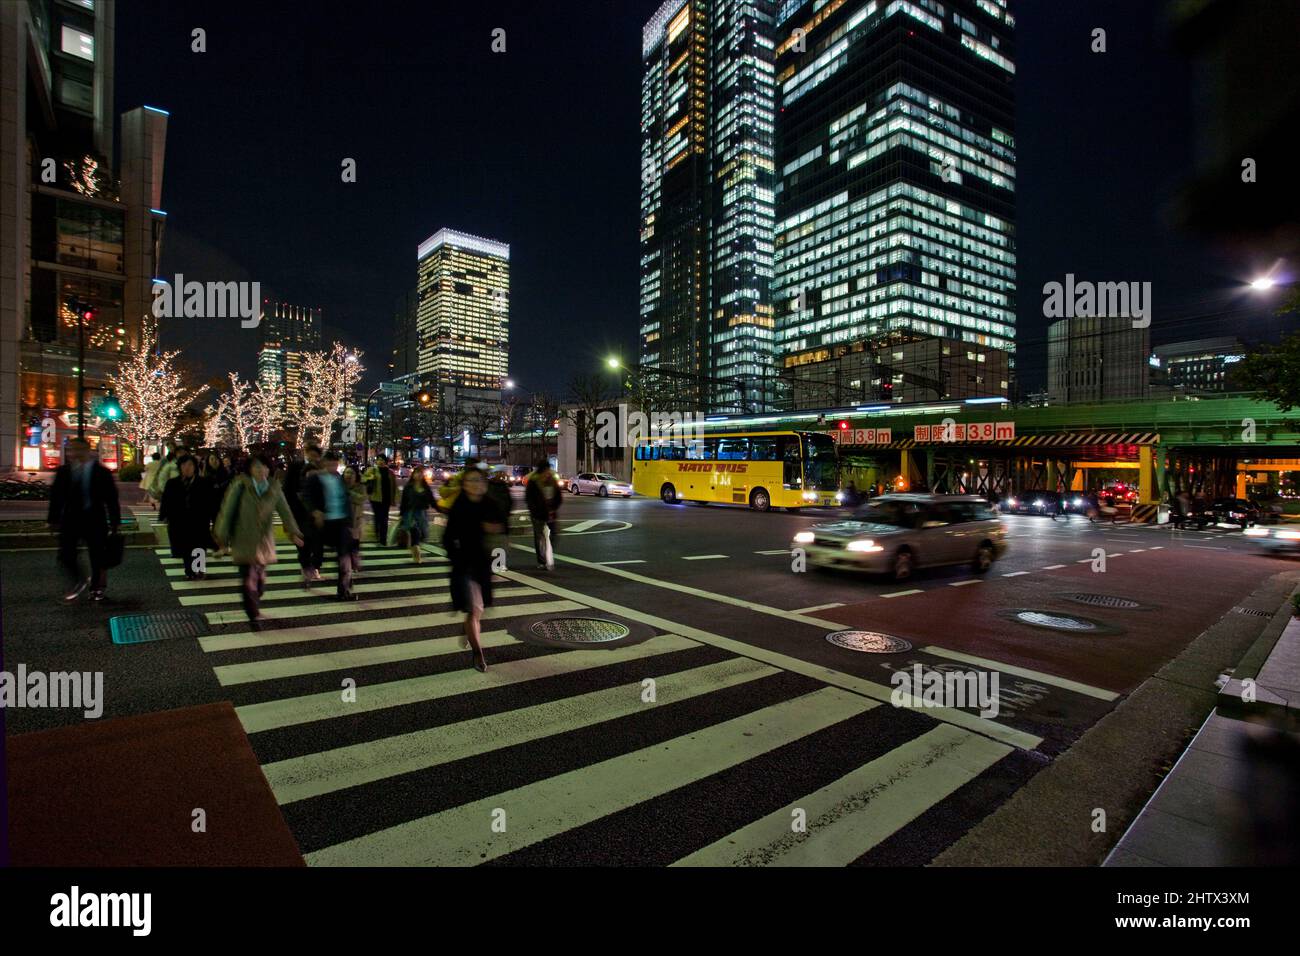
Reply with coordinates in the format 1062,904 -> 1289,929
1105,615 -> 1300,867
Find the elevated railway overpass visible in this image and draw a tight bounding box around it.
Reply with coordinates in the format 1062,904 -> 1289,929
695,394 -> 1300,519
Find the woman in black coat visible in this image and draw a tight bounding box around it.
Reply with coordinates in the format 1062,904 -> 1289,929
160,454 -> 215,579
443,469 -> 505,672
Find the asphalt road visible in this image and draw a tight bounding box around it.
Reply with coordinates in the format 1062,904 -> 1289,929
1,489 -> 1289,865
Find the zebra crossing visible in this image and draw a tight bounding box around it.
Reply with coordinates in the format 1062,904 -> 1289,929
155,540 -> 1031,866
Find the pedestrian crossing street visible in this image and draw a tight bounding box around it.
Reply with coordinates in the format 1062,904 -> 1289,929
154,540 -> 1031,866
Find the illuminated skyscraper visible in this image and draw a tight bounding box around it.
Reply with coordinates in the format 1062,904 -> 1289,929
772,0 -> 1017,396
640,0 -> 777,413
257,301 -> 321,419
415,228 -> 510,396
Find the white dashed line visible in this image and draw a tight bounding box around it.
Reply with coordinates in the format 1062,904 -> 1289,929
598,560 -> 646,565
682,554 -> 728,561
881,589 -> 923,599
1042,564 -> 1067,570
754,549 -> 788,555
949,580 -> 983,587
792,602 -> 844,614
1001,571 -> 1030,577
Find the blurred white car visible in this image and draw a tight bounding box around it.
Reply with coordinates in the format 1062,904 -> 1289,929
569,472 -> 633,497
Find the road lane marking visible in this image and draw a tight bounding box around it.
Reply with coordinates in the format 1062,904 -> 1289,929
1042,564 -> 1067,570
502,562 -> 1041,749
1148,546 -> 1163,550
682,554 -> 728,561
791,602 -> 844,614
1128,549 -> 1146,553
1183,545 -> 1228,551
239,633 -> 703,736
266,655 -> 762,805
598,559 -> 645,565
754,549 -> 789,555
198,599 -> 584,653
672,724 -> 1010,867
1001,571 -> 1030,577
304,687 -> 874,866
920,646 -> 1119,701
214,631 -> 516,685
880,589 -> 923,598
949,580 -> 982,587
168,563 -> 450,589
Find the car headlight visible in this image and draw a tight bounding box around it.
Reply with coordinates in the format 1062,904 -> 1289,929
794,531 -> 815,544
1006,498 -> 1017,507
1033,499 -> 1044,508
1244,527 -> 1269,537
1276,530 -> 1300,540
835,492 -> 845,502
1073,497 -> 1083,507
846,539 -> 883,552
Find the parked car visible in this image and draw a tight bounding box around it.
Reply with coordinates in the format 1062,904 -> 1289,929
568,472 -> 634,497
1000,490 -> 1061,517
793,493 -> 1008,581
1251,496 -> 1285,525
1211,497 -> 1259,529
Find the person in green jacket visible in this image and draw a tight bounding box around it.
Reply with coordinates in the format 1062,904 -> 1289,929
360,455 -> 398,548
213,454 -> 304,624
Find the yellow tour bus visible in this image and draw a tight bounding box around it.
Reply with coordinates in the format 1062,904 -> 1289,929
632,430 -> 841,512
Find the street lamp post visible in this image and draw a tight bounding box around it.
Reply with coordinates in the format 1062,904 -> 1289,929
360,385 -> 384,466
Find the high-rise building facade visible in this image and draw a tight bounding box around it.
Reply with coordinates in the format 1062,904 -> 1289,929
771,0 -> 1017,389
2,0 -> 168,472
640,0 -> 777,413
1047,316 -> 1148,404
391,287 -> 418,378
415,228 -> 510,398
256,301 -> 321,419
1152,337 -> 1247,394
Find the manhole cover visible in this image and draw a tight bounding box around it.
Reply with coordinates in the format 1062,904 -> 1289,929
109,611 -> 208,645
1234,607 -> 1271,618
1066,593 -> 1142,610
1013,611 -> 1099,632
825,630 -> 913,653
530,617 -> 631,644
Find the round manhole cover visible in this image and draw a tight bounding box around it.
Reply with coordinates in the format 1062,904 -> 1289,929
1014,611 -> 1099,632
826,630 -> 913,653
1066,593 -> 1142,610
530,617 -> 631,644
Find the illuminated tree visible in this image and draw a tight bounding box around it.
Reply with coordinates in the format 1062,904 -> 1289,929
109,316 -> 207,454
297,344 -> 363,447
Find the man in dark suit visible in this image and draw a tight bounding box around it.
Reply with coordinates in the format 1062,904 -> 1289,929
48,438 -> 121,602
284,444 -> 324,581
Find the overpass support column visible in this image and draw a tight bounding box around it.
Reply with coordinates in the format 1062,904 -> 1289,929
1138,444 -> 1157,504
1154,444 -> 1168,500
899,449 -> 912,491
1046,458 -> 1059,493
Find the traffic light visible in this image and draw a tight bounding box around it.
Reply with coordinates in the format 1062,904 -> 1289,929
99,391 -> 123,421
880,382 -> 894,400
838,420 -> 850,431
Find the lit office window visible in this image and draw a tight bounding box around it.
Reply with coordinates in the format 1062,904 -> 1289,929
61,26 -> 95,61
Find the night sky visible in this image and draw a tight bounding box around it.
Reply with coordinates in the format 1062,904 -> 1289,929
112,0 -> 1281,398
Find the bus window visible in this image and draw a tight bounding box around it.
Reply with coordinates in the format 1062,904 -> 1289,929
802,433 -> 839,492
779,436 -> 801,487
751,437 -> 778,461
716,438 -> 749,460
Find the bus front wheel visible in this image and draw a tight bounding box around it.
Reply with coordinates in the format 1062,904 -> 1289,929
661,483 -> 679,504
750,488 -> 771,512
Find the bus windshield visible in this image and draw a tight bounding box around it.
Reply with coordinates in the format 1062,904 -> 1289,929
801,433 -> 838,491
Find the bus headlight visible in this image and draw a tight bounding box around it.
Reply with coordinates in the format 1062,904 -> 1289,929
835,492 -> 845,503
802,491 -> 817,501
794,531 -> 815,544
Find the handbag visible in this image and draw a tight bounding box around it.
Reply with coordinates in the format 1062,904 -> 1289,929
104,531 -> 125,568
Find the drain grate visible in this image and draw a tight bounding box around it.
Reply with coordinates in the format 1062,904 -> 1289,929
109,611 -> 208,645
826,630 -> 913,653
1066,593 -> 1142,610
1013,611 -> 1100,633
1234,606 -> 1272,619
530,617 -> 631,644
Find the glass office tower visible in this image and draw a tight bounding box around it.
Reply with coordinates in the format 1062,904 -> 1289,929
772,0 -> 1017,386
640,0 -> 777,413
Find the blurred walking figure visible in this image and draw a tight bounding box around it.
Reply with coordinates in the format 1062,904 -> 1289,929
148,447 -> 179,503
398,466 -> 434,563
285,444 -> 324,582
140,453 -> 161,507
361,454 -> 398,548
525,460 -> 562,570
342,465 -> 368,572
306,451 -> 356,600
444,468 -> 505,672
48,438 -> 121,602
159,453 -> 215,580
214,453 -> 304,625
